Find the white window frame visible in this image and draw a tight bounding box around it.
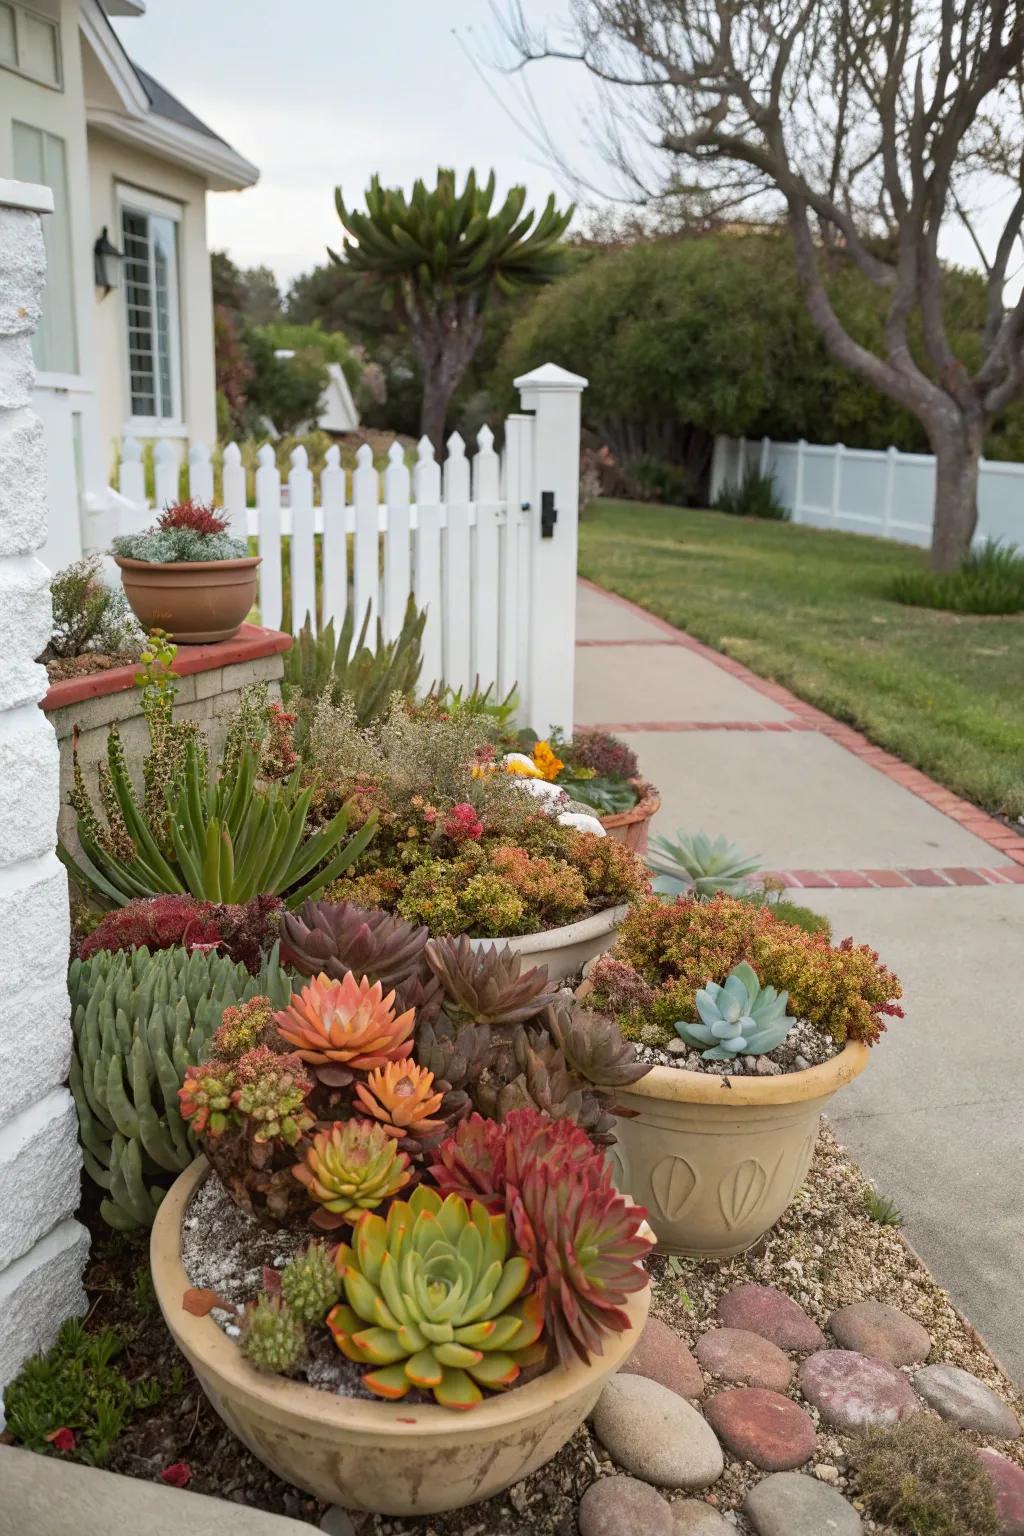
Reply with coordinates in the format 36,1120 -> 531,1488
0,0 -> 62,90
117,183 -> 186,435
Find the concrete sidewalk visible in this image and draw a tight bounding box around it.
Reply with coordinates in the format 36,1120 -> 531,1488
576,580 -> 1024,1383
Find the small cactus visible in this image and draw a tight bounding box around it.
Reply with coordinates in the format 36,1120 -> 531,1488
240,1294 -> 305,1374
279,1242 -> 342,1323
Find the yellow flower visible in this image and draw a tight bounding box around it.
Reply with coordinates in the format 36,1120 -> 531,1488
503,752 -> 544,778
532,741 -> 564,782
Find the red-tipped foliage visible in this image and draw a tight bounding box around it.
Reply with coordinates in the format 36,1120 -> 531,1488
79,895 -> 222,961
429,1108 -> 597,1210
156,499 -> 231,536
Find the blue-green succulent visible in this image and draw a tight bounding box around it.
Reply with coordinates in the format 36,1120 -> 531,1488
675,960 -> 797,1060
647,828 -> 761,898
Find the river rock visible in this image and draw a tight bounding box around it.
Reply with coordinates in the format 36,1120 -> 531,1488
704,1387 -> 817,1471
744,1472 -> 863,1535
828,1300 -> 931,1366
621,1316 -> 704,1399
979,1448 -> 1024,1535
591,1374 -> 725,1490
670,1501 -> 734,1533
716,1284 -> 825,1352
915,1364 -> 1021,1438
800,1349 -> 919,1430
696,1328 -> 794,1392
578,1476 -> 673,1536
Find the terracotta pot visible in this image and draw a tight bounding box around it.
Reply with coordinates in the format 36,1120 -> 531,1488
468,903 -> 629,984
115,555 -> 261,644
606,1042 -> 869,1258
151,1158 -> 650,1516
600,779 -> 661,855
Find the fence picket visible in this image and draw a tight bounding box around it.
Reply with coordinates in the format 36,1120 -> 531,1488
414,437 -> 443,688
289,445 -> 316,633
472,424 -> 501,697
189,441 -> 214,507
154,440 -> 178,511
353,442 -> 380,637
321,444 -> 347,634
118,436 -> 146,507
500,415 -> 529,699
256,443 -> 283,630
383,441 -> 412,641
442,432 -> 472,692
221,442 -> 247,539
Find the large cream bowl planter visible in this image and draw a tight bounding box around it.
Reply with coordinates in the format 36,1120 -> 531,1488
607,1043 -> 870,1258
152,1158 -> 651,1517
468,904 -> 628,984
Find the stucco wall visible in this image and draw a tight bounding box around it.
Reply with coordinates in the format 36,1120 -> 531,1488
0,179 -> 88,1417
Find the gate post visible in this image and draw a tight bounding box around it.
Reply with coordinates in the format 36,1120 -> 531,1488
0,178 -> 87,1418
514,362 -> 587,737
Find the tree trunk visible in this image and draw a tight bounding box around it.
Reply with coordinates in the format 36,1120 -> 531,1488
419,375 -> 454,459
929,414 -> 984,573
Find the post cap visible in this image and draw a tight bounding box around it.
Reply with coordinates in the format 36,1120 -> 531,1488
514,361 -> 588,393
0,177 -> 54,215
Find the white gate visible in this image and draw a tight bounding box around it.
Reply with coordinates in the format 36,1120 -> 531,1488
117,363 -> 586,735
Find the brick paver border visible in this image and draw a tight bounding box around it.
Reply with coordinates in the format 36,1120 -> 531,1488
578,576 -> 1024,871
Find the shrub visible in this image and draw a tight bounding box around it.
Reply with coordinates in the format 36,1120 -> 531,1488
567,729 -> 639,782
889,539 -> 1024,615
622,454 -> 695,506
283,596 -> 425,730
849,1415 -> 1000,1535
45,557 -> 139,660
588,894 -> 902,1046
714,467 -> 789,520
78,893 -> 284,972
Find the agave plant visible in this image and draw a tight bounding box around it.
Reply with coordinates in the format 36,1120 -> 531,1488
282,595 -> 425,725
327,1185 -> 545,1408
293,1120 -> 412,1230
647,828 -> 761,898
274,973 -> 415,1083
353,1061 -> 447,1147
676,960 -> 797,1060
424,936 -> 559,1027
281,900 -> 430,991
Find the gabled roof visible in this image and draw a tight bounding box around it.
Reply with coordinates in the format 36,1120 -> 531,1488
131,63 -> 230,148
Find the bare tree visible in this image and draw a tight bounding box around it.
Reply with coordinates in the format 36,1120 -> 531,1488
502,1 -> 1024,570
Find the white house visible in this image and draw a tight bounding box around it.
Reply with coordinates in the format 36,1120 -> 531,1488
0,0 -> 257,567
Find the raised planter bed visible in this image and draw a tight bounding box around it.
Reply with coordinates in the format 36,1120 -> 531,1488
151,1158 -> 651,1518
469,903 -> 629,984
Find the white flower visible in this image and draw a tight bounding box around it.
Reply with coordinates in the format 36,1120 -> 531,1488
557,811 -> 607,836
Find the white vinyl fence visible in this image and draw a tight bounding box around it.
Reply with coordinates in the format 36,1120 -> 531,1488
115,363 -> 587,736
711,435 -> 1024,550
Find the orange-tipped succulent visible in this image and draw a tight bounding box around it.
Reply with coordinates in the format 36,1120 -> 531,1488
354,1061 -> 446,1144
292,1119 -> 412,1231
274,972 -> 415,1080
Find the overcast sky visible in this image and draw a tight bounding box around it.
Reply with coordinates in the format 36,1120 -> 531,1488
112,1 -> 1016,295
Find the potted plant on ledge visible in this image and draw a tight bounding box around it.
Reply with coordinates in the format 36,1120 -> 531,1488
113,499 -> 260,644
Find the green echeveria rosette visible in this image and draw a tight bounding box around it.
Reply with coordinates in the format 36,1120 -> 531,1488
327,1185 -> 545,1408
675,959 -> 798,1060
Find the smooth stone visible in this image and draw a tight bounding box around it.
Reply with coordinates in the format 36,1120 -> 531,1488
670,1501 -> 734,1534
319,1512 -> 356,1536
828,1300 -> 931,1366
620,1316 -> 705,1399
696,1328 -> 794,1392
716,1284 -> 825,1352
704,1387 -> 817,1471
578,1476 -> 673,1536
592,1374 -> 725,1490
745,1472 -> 863,1536
800,1349 -> 919,1430
979,1448 -> 1024,1535
915,1363 -> 1021,1439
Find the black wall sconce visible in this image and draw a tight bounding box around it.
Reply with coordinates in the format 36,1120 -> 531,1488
93,226 -> 124,296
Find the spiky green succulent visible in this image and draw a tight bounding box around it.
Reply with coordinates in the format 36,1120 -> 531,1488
425,936 -> 559,1027
328,1185 -> 545,1409
279,1242 -> 343,1323
647,828 -> 761,898
241,1295 -> 306,1374
676,960 -> 797,1059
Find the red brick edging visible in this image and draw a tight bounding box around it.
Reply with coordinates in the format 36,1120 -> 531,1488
578,577 -> 1024,870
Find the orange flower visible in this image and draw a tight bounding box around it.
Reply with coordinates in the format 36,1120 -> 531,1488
274,972 -> 415,1069
531,740 -> 564,781
354,1061 -> 446,1140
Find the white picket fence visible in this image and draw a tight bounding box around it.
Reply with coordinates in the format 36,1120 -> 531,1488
711,435 -> 1024,549
114,363 -> 587,735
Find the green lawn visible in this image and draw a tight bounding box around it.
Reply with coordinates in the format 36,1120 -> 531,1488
578,500 -> 1024,819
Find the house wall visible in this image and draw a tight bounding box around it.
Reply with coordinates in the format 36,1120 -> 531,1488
87,130 -> 217,471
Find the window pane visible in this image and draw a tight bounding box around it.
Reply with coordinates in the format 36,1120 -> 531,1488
150,215 -> 176,419
121,203 -> 181,421
0,5 -> 15,66
12,122 -> 77,374
122,208 -> 156,417
18,11 -> 59,86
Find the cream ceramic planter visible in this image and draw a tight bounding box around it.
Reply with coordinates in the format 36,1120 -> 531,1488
607,1043 -> 870,1258
152,1158 -> 650,1517
468,904 -> 628,984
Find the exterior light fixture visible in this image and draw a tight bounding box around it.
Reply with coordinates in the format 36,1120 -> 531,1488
93,226 -> 124,295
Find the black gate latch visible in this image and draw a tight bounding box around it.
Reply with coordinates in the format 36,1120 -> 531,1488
541,490 -> 557,538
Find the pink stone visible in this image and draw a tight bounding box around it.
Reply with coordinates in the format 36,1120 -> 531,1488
979,1448 -> 1024,1535
716,1285 -> 825,1352
828,1301 -> 931,1366
619,1316 -> 704,1399
799,1350 -> 920,1430
704,1387 -> 817,1471
695,1329 -> 794,1392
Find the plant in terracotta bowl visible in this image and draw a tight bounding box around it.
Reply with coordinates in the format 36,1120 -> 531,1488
112,499 -> 260,643
504,728 -> 661,853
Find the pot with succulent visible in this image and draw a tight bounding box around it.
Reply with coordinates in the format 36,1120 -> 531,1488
112,499 -> 261,643
150,903 -> 653,1515
504,728 -> 661,853
578,830 -> 904,1257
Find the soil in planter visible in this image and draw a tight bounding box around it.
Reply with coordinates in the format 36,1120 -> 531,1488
635,1014 -> 840,1076
43,650 -> 140,683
